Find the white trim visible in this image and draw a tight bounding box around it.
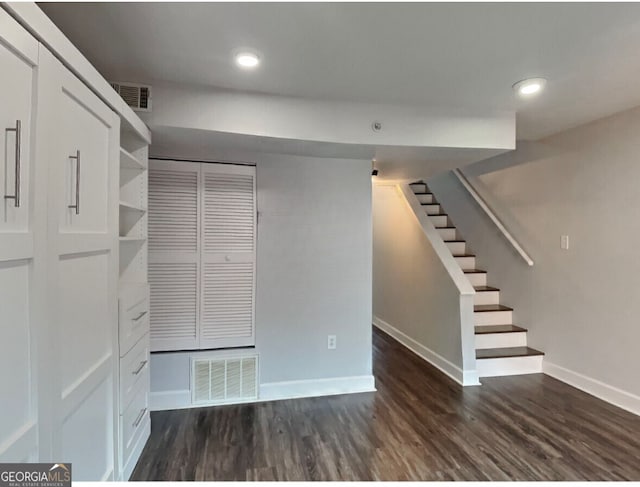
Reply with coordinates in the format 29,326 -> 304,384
150,375 -> 376,411
543,361 -> 640,417
373,316 -> 480,387
259,375 -> 376,402
452,168 -> 533,266
150,390 -> 192,411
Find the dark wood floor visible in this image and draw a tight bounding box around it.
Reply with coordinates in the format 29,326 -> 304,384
132,327 -> 640,481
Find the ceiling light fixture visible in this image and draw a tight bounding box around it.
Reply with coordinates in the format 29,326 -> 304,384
235,51 -> 260,68
512,77 -> 547,97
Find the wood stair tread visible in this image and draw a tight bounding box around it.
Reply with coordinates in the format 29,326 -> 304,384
444,239 -> 465,243
474,286 -> 499,292
463,269 -> 486,274
453,253 -> 475,258
474,304 -> 513,312
429,213 -> 448,217
476,346 -> 544,359
435,226 -> 455,229
475,324 -> 527,335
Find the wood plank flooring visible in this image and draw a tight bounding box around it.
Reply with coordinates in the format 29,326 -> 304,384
131,327 -> 640,480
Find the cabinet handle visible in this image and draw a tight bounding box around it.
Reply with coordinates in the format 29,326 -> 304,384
68,150 -> 80,215
133,408 -> 147,428
4,120 -> 21,207
132,360 -> 148,376
132,310 -> 148,322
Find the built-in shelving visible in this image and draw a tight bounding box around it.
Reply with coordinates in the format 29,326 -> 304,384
119,236 -> 147,243
120,147 -> 146,171
119,200 -> 146,213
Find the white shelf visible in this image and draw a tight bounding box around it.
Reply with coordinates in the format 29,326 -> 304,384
119,236 -> 146,243
119,200 -> 146,213
120,147 -> 146,170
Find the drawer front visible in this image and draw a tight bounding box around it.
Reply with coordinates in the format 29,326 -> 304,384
119,335 -> 149,412
121,378 -> 149,466
119,294 -> 149,357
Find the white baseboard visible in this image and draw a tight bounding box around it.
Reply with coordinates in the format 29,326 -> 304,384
373,315 -> 480,386
259,375 -> 376,402
150,376 -> 376,412
150,389 -> 191,411
543,361 -> 640,417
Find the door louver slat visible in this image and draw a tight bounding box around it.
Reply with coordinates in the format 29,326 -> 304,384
149,169 -> 198,253
149,263 -> 197,341
203,173 -> 255,253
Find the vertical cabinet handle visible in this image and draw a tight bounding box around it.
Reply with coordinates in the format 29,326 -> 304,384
68,150 -> 80,215
4,120 -> 21,207
132,360 -> 148,376
133,408 -> 147,428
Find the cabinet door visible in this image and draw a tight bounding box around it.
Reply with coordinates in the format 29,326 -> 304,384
37,48 -> 120,481
0,9 -> 41,463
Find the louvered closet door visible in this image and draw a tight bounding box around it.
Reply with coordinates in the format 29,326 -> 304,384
148,160 -> 200,351
200,163 -> 256,349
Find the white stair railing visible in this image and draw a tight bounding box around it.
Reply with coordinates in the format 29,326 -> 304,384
452,168 -> 534,267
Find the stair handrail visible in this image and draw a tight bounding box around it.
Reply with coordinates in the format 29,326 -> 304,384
452,168 -> 534,266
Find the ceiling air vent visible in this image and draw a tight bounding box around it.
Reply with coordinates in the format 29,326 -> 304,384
192,354 -> 258,405
110,81 -> 152,112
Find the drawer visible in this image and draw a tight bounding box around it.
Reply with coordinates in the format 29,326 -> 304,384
119,290 -> 149,357
121,378 -> 149,467
119,334 -> 149,412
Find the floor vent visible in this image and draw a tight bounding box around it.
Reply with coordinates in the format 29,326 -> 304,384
191,354 -> 258,405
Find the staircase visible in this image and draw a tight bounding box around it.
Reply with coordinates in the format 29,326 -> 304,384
410,181 -> 544,378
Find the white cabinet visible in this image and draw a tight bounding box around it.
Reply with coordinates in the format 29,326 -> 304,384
0,8 -> 42,464
0,6 -> 151,480
37,47 -> 120,481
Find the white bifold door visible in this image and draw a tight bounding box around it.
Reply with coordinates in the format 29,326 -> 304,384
149,160 -> 256,352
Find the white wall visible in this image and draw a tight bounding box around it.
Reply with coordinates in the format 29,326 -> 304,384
428,105 -> 640,409
372,184 -> 474,384
150,152 -> 374,407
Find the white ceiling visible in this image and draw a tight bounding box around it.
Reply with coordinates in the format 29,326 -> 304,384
40,2 -> 640,140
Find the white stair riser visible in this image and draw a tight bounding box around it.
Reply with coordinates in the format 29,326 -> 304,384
445,241 -> 466,254
416,194 -> 434,204
423,204 -> 441,215
437,228 -> 457,240
411,184 -> 427,193
466,273 -> 487,286
430,215 -> 448,227
477,355 -> 543,378
455,256 -> 476,270
474,290 -> 500,305
475,332 -> 527,349
474,310 -> 513,326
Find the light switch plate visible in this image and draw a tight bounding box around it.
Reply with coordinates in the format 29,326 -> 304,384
561,235 -> 570,250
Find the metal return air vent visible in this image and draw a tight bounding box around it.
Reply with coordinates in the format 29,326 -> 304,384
192,355 -> 258,405
110,81 -> 152,112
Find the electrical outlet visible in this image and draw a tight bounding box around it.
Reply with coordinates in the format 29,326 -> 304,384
561,235 -> 570,250
327,335 -> 337,350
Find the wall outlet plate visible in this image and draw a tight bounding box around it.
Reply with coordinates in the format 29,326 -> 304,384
327,335 -> 337,349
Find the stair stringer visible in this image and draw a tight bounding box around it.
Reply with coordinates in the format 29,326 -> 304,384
398,183 -> 480,386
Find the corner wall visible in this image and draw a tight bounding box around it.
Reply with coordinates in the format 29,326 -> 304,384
428,105 -> 640,412
150,152 -> 374,409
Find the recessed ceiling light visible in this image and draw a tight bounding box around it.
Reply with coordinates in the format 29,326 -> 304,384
235,51 -> 260,68
513,78 -> 547,97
